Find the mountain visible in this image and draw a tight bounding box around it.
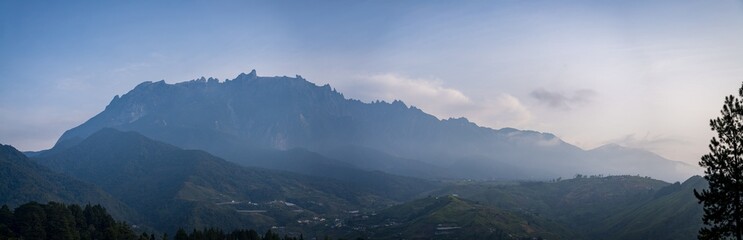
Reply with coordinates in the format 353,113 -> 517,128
35,128 -> 435,233
0,144 -> 134,220
53,70 -> 696,181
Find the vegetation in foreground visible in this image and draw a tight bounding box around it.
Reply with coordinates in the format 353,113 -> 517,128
695,83 -> 743,240
0,201 -> 137,240
0,202 -> 342,240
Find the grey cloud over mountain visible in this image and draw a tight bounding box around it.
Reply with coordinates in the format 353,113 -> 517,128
530,88 -> 597,110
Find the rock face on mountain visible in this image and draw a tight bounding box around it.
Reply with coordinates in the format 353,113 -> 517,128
55,70 -> 697,181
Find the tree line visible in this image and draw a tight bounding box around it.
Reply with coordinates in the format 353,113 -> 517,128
171,228 -> 306,240
0,202 -> 350,240
0,201 -> 137,240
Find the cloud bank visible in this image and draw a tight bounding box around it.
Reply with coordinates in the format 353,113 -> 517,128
339,74 -> 532,128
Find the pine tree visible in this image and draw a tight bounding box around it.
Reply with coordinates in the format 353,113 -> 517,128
43,202 -> 78,240
14,202 -> 48,240
174,228 -> 188,240
0,205 -> 15,238
695,83 -> 743,240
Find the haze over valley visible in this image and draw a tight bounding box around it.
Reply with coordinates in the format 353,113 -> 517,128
1,71 -> 711,239
2,1 -> 742,239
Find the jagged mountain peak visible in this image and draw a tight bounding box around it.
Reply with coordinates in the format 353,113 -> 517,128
234,69 -> 258,80
132,79 -> 167,90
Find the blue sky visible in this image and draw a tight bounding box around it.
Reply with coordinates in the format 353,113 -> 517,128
2,1 -> 743,166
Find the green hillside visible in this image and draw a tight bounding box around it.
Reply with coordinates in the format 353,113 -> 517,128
34,128 -> 434,233
428,175 -> 706,239
0,144 -> 136,221
345,195 -> 574,239
436,176 -> 666,225
590,176 -> 706,240
9,129 -> 709,238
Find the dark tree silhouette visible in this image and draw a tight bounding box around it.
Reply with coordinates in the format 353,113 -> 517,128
695,83 -> 743,240
0,202 -> 318,240
174,228 -> 188,240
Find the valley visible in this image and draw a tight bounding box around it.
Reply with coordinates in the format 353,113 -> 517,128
3,1 -> 737,238
0,72 -> 707,239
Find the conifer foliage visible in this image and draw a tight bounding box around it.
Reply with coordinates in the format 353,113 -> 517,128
695,83 -> 743,240
0,201 -> 332,240
0,201 -> 137,240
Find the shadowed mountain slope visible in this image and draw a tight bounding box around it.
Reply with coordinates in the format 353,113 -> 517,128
0,144 -> 135,221
36,128 -> 435,232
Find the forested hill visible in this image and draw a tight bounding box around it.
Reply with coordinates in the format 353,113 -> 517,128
0,144 -> 136,220
34,128 -> 437,233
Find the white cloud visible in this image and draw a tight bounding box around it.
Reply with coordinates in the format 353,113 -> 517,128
338,74 -> 531,128
359,74 -> 470,104
470,94 -> 532,128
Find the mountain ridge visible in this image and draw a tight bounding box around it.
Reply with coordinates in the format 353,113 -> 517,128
52,70 -> 697,181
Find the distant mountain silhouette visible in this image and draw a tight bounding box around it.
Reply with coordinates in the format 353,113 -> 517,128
585,143 -> 696,182
54,71 -> 697,181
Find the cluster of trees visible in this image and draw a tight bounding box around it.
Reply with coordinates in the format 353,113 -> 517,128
0,201 -> 138,240
0,201 -> 355,240
172,228 -> 305,240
